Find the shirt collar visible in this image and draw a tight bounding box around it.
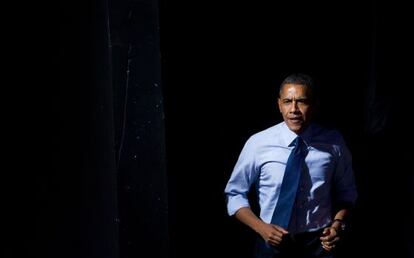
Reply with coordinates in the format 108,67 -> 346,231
280,122 -> 313,147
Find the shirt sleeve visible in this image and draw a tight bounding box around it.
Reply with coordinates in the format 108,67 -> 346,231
224,137 -> 260,216
332,137 -> 358,209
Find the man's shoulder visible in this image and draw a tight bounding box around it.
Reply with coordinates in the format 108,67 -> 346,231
251,122 -> 282,138
245,122 -> 283,145
311,123 -> 346,145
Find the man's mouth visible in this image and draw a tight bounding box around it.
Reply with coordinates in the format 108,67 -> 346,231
288,117 -> 303,124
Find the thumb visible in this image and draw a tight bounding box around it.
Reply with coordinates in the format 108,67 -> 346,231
272,224 -> 289,234
320,228 -> 330,238
279,226 -> 289,234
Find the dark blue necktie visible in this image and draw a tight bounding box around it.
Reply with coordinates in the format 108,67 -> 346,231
271,136 -> 306,229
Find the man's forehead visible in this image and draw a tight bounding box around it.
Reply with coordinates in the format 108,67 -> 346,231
280,96 -> 308,99
280,84 -> 310,97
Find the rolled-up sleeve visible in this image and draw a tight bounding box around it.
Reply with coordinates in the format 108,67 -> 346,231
224,137 -> 259,216
333,141 -> 358,207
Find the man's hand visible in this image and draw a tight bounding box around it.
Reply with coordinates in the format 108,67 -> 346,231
319,226 -> 340,251
256,223 -> 289,246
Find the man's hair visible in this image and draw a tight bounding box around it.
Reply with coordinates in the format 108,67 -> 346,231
279,73 -> 318,101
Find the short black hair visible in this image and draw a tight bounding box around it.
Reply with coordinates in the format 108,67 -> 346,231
279,73 -> 318,102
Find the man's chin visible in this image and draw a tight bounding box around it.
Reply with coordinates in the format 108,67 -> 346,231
287,122 -> 305,134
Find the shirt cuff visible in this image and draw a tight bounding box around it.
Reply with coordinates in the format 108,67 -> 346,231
227,194 -> 250,216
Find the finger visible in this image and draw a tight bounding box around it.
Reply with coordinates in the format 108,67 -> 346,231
274,234 -> 283,242
322,239 -> 337,249
322,244 -> 331,251
273,225 -> 289,234
320,232 -> 338,242
330,236 -> 340,244
280,228 -> 289,234
271,230 -> 283,239
320,235 -> 331,242
267,237 -> 280,246
323,246 -> 331,251
324,236 -> 340,245
321,242 -> 332,251
319,231 -> 331,241
270,233 -> 283,243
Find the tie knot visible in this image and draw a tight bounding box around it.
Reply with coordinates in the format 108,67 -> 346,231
292,137 -> 306,153
293,136 -> 303,146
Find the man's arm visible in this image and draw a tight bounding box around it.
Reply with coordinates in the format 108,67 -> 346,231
235,207 -> 288,246
319,136 -> 357,251
319,208 -> 350,251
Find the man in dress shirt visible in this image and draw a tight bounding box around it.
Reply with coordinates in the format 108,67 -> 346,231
224,73 -> 357,258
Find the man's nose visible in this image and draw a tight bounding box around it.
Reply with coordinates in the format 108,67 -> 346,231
289,101 -> 299,112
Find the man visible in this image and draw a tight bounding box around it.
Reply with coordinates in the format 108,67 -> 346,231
224,73 -> 357,258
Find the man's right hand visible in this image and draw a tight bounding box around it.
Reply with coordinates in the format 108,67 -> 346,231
256,223 -> 289,246
234,207 -> 289,246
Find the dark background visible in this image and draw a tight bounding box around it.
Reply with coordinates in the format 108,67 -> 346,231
47,0 -> 413,258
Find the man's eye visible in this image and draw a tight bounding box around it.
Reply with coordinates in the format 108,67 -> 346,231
297,100 -> 310,105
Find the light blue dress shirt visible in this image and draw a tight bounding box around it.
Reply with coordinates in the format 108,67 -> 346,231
224,122 -> 357,233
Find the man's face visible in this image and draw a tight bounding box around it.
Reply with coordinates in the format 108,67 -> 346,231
278,83 -> 313,134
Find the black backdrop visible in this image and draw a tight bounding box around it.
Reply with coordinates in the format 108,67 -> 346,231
159,1 -> 414,258
52,1 -> 414,258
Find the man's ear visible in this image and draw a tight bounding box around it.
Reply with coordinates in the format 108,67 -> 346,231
277,98 -> 282,113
